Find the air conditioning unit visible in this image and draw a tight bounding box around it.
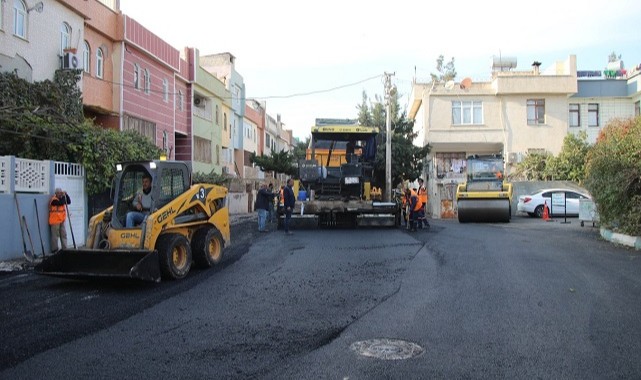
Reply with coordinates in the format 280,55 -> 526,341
62,52 -> 79,70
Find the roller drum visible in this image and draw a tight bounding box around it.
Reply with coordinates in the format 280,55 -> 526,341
457,199 -> 511,223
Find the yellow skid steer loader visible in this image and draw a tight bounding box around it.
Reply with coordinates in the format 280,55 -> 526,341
36,160 -> 230,282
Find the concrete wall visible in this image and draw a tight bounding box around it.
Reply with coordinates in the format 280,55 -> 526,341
227,192 -> 250,215
1,194 -> 54,261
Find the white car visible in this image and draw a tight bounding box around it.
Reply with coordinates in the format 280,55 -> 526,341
517,188 -> 592,218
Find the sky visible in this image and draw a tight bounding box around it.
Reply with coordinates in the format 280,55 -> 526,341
120,0 -> 641,140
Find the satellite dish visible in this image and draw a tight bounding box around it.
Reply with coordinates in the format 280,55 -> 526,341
460,77 -> 472,90
445,80 -> 455,90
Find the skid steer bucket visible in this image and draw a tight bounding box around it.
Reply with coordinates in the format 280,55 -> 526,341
35,249 -> 161,282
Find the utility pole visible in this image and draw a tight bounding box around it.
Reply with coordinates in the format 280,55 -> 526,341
383,72 -> 396,202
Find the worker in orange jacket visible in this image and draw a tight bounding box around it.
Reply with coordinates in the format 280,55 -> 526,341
49,187 -> 71,253
406,188 -> 423,232
417,178 -> 430,228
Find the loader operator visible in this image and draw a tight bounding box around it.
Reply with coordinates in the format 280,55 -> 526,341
126,174 -> 153,228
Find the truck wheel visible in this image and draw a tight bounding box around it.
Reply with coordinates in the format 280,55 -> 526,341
192,227 -> 224,268
157,234 -> 192,280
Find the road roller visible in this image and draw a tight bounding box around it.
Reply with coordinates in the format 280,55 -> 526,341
456,155 -> 512,223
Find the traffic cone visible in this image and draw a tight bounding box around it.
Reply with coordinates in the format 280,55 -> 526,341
542,201 -> 551,221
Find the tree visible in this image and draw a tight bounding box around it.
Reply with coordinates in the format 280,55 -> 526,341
249,150 -> 297,176
608,51 -> 622,63
358,90 -> 430,188
513,132 -> 591,182
584,117 -> 641,235
0,70 -> 163,194
545,131 -> 591,183
513,152 -> 553,181
430,55 -> 457,83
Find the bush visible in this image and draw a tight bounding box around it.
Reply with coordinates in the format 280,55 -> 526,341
584,117 -> 641,235
192,170 -> 230,187
1,70 -> 163,195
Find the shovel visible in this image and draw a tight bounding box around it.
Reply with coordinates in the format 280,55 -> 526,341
14,193 -> 34,262
34,199 -> 46,258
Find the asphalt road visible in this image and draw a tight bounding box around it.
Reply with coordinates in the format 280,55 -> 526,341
1,215 -> 640,379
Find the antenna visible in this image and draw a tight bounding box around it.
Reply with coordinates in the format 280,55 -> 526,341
460,77 -> 472,90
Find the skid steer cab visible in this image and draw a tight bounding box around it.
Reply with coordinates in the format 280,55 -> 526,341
36,160 -> 231,282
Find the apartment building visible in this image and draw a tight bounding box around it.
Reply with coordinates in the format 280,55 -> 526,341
569,61 -> 641,143
1,0 -> 85,82
184,48 -> 230,174
200,53 -> 246,172
409,55 -> 578,219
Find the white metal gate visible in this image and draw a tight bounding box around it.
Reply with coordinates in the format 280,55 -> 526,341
54,162 -> 86,247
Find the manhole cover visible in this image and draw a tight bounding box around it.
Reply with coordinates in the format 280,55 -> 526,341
350,338 -> 424,360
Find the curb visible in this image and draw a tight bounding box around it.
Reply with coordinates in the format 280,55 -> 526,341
600,227 -> 641,250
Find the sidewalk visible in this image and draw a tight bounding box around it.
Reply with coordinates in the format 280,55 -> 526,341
0,213 -> 257,273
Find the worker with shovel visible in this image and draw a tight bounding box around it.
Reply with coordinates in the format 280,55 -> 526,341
49,188 -> 71,253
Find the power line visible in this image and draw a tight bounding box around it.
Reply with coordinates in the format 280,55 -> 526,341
84,72 -> 384,101
250,74 -> 384,100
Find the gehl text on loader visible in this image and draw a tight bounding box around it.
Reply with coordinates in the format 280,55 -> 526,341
36,160 -> 231,282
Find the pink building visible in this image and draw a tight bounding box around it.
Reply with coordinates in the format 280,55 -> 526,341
120,15 -> 190,159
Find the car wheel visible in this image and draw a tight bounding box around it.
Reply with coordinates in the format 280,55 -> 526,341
534,205 -> 544,218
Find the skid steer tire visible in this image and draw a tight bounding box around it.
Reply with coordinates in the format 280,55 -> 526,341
157,234 -> 192,280
191,227 -> 224,268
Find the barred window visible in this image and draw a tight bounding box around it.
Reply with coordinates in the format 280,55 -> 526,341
123,114 -> 156,143
194,136 -> 212,164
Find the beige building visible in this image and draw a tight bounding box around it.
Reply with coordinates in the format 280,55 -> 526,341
409,55 -> 578,219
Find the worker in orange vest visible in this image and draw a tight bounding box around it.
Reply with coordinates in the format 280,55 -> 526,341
417,178 -> 430,228
400,189 -> 408,228
49,187 -> 71,253
406,188 -> 423,232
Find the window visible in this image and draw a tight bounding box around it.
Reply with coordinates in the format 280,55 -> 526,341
96,48 -> 104,78
133,64 -> 140,89
223,113 -> 227,130
123,114 -> 156,142
60,23 -> 71,55
216,144 -> 220,165
527,99 -> 545,125
162,79 -> 169,102
588,103 -> 599,127
635,101 -> 640,117
569,104 -> 580,127
265,134 -> 271,148
13,0 -> 27,38
215,105 -> 220,125
194,136 -> 212,163
157,168 -> 188,209
144,69 -> 151,94
452,101 -> 483,125
83,41 -> 91,73
178,91 -> 184,111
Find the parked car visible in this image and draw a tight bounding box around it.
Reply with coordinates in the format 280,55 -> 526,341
517,188 -> 592,218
